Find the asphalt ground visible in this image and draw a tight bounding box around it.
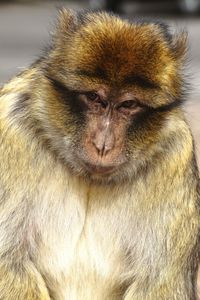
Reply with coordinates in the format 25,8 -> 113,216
0,0 -> 200,167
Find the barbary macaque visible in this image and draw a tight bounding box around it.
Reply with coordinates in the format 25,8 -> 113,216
0,9 -> 199,300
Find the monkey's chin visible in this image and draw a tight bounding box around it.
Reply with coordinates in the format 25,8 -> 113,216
72,155 -> 128,183
83,162 -> 117,176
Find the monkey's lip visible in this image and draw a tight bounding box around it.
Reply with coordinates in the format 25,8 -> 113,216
83,162 -> 116,175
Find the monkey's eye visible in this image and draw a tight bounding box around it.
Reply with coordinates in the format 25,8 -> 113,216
118,100 -> 138,110
85,92 -> 100,102
82,92 -> 108,109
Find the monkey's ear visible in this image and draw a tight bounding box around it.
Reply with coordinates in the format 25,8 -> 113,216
54,8 -> 77,41
155,23 -> 187,63
171,31 -> 188,63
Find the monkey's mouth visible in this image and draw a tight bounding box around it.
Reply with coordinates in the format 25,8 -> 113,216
82,161 -> 117,175
75,151 -> 126,177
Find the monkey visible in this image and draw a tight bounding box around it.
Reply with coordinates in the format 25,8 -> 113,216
0,8 -> 199,300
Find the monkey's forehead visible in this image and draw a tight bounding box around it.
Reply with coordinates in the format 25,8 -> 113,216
62,20 -> 179,88
48,12 -> 185,101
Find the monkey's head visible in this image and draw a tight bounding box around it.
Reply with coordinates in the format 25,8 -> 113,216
39,9 -> 187,183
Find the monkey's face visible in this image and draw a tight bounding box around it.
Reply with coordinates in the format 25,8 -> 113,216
44,80 -> 148,182
72,88 -> 145,179
43,10 -> 186,182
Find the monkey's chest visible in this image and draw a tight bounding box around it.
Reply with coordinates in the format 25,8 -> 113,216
37,183 -> 137,299
40,216 -> 130,300
64,232 -> 126,298
66,223 -> 128,299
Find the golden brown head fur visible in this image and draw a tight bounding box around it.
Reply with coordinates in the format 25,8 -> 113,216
47,10 -> 187,105
27,9 -> 188,183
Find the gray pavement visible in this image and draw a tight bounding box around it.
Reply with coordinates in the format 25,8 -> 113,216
0,0 -> 200,167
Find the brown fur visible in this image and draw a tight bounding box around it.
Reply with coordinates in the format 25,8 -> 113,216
0,9 -> 199,300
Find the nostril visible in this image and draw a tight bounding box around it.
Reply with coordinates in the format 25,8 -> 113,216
92,139 -> 105,156
92,128 -> 115,157
92,138 -> 114,157
104,143 -> 112,156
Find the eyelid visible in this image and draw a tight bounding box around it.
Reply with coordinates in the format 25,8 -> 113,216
79,91 -> 99,100
117,99 -> 138,109
86,92 -> 99,100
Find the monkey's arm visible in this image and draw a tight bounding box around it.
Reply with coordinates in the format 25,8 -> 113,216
0,166 -> 51,299
0,183 -> 51,299
0,261 -> 51,300
124,202 -> 198,299
124,270 -> 196,300
0,84 -> 51,300
124,214 -> 198,300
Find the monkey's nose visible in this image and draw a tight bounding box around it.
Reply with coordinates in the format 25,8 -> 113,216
92,132 -> 115,157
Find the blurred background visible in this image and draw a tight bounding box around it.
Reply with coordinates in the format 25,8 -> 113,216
0,0 -> 200,168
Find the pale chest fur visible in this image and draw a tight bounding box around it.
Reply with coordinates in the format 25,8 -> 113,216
29,166 -> 197,300
33,174 -> 136,300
